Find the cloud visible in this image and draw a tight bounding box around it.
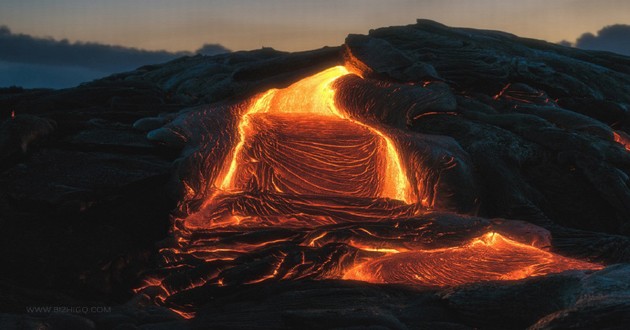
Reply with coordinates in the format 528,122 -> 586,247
0,25 -> 229,89
574,24 -> 630,56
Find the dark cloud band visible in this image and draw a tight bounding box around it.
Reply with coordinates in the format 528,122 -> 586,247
0,26 -> 229,88
574,24 -> 630,56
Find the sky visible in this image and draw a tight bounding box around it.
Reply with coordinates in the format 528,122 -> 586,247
1,0 -> 629,88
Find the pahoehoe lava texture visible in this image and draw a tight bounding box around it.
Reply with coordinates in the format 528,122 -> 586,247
235,114 -> 384,197
2,20 -> 630,329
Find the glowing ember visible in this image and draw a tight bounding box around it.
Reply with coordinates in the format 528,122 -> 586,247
614,131 -> 630,152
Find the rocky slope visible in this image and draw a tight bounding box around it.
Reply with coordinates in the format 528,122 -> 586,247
1,20 -> 630,329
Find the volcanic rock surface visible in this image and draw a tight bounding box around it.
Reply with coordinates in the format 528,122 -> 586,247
2,20 -> 630,329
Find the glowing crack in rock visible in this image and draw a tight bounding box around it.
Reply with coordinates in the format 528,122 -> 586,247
614,131 -> 630,152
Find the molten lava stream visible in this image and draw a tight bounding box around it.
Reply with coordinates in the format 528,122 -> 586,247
214,65 -> 413,203
148,66 -> 602,317
182,65 -> 417,231
232,113 -> 391,198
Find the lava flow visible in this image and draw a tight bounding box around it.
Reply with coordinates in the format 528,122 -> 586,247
343,232 -> 599,286
215,66 -> 412,203
141,66 -> 602,316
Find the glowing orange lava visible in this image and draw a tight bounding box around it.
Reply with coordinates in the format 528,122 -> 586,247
614,131 -> 630,152
141,66 -> 603,318
214,66 -> 413,203
343,232 -> 601,286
